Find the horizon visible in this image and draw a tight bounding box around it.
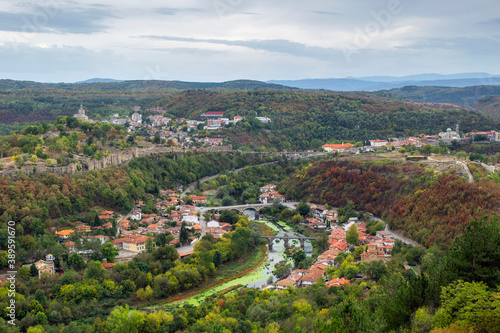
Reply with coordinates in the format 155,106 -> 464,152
1,0 -> 499,82
3,72 -> 500,85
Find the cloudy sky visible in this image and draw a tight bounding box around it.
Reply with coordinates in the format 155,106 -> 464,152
0,0 -> 499,82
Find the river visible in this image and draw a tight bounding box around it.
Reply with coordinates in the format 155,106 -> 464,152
171,220 -> 313,306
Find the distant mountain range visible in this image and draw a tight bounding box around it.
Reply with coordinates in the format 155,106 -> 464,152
268,73 -> 500,91
0,79 -> 293,91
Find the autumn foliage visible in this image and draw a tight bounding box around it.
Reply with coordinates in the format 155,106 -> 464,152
279,159 -> 500,248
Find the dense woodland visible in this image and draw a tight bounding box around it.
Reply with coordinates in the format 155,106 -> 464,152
279,159 -> 500,248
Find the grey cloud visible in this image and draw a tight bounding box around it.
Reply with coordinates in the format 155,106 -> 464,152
154,7 -> 205,16
400,37 -> 500,54
142,35 -> 338,60
313,11 -> 341,16
0,6 -> 117,34
478,17 -> 500,25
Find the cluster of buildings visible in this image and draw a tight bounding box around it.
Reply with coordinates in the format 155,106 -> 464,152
274,205 -> 394,290
73,104 -> 254,148
322,137 -> 427,154
259,184 -> 285,204
323,125 -> 500,154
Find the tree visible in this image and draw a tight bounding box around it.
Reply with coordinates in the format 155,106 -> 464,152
219,210 -> 239,224
292,249 -> 307,268
444,216 -> 500,287
34,290 -> 47,307
213,250 -> 222,267
346,224 -> 359,245
101,242 -> 119,263
221,195 -> 236,206
107,305 -> 145,333
363,260 -> 388,281
84,260 -> 107,280
67,253 -> 86,271
316,233 -> 329,253
437,280 -> 500,331
180,226 -> 189,244
296,202 -> 310,216
292,214 -> 303,224
399,147 -> 407,156
30,263 -> 38,277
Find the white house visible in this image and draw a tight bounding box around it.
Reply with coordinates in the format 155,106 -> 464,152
207,220 -> 220,228
130,209 -> 142,220
369,140 -> 389,147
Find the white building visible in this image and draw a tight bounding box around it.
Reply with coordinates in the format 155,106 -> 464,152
256,116 -> 271,124
131,209 -> 142,220
131,112 -> 142,124
369,140 -> 389,147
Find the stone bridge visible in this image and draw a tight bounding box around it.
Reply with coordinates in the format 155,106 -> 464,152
197,202 -> 299,214
261,235 -> 319,251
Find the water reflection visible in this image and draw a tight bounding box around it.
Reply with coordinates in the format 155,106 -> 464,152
247,220 -> 312,288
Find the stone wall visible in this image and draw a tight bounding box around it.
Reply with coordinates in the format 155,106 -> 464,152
0,144 -> 234,177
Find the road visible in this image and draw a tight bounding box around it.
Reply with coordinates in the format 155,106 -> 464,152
181,162 -> 280,197
181,152 -> 327,197
456,161 -> 474,183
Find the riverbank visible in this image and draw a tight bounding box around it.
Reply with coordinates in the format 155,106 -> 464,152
157,246 -> 268,308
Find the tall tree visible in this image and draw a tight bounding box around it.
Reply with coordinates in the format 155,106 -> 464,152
444,216 -> 500,287
101,242 -> 119,263
180,226 -> 189,245
346,224 -> 359,245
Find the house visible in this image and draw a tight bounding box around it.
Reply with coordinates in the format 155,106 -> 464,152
259,193 -> 270,204
326,278 -> 350,287
102,258 -> 116,271
316,249 -> 339,267
130,209 -> 142,220
33,254 -> 55,278
260,184 -> 277,193
102,222 -> 113,229
369,140 -> 389,147
299,269 -> 324,288
99,211 -> 114,220
75,223 -> 91,233
329,239 -> 349,252
55,230 -> 74,240
207,220 -> 220,228
275,277 -> 296,290
322,143 -> 354,152
122,235 -> 150,253
256,116 -> 271,124
63,241 -> 76,253
191,196 -> 208,204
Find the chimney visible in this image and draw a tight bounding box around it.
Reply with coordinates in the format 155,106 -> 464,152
103,258 -> 107,264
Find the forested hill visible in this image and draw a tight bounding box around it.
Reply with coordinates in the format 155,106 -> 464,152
278,159 -> 500,248
0,79 -> 292,91
384,84 -> 500,108
155,90 -> 500,150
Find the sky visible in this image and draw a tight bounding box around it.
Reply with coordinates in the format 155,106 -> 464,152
0,0 -> 499,82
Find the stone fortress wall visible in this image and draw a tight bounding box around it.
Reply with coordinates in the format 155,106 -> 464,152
1,145 -> 233,177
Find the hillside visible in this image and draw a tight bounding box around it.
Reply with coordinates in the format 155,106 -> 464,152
278,159 -> 500,248
0,79 -> 292,91
474,95 -> 500,119
155,90 -> 500,150
269,75 -> 500,91
384,85 -> 500,108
